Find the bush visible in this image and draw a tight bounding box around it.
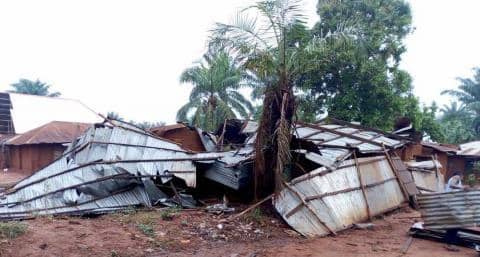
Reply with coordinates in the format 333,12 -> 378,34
0,222 -> 27,239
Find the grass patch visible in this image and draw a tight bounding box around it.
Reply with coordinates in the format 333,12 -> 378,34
0,221 -> 28,239
160,207 -> 179,221
247,207 -> 264,223
136,223 -> 155,237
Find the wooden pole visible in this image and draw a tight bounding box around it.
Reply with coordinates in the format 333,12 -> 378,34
228,194 -> 273,221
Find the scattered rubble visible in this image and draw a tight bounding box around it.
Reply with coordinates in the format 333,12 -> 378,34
1,116 -> 479,254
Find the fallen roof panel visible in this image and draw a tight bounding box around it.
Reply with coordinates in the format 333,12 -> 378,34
0,120 -> 220,220
418,190 -> 480,229
274,155 -> 406,237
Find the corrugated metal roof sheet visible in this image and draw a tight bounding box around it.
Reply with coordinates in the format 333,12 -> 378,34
411,169 -> 445,193
296,122 -> 406,153
6,121 -> 90,145
274,156 -> 406,237
230,119 -> 408,167
8,93 -> 103,134
422,142 -> 459,154
0,120 -> 220,220
458,141 -> 480,156
418,190 -> 480,229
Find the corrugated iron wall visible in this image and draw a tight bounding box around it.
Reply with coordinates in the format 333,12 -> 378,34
274,156 -> 407,237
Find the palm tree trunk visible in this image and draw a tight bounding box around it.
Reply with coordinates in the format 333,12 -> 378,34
254,78 -> 295,199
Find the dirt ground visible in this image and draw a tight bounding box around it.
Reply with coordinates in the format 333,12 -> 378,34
0,206 -> 477,257
0,171 -> 28,188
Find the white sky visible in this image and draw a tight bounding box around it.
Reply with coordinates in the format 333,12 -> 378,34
0,0 -> 478,124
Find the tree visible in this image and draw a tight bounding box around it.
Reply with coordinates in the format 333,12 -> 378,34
9,79 -> 61,97
177,50 -> 253,131
130,121 -> 165,130
107,111 -> 124,121
296,0 -> 415,130
211,0 -> 351,195
416,102 -> 444,142
440,102 -> 471,122
442,67 -> 480,133
438,102 -> 476,144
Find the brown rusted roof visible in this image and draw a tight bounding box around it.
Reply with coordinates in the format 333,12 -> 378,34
150,123 -> 207,152
421,142 -> 459,154
6,121 -> 90,145
150,123 -> 187,137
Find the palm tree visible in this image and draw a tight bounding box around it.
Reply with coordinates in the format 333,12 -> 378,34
9,79 -> 61,97
177,50 -> 253,131
440,102 -> 471,122
211,0 -> 352,195
442,67 -> 480,132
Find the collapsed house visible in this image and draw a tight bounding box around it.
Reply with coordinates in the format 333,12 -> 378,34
0,120 -> 222,220
0,117 -> 449,238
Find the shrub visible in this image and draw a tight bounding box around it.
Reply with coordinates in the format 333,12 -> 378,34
0,222 -> 28,239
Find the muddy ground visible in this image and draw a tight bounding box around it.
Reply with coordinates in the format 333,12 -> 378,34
0,206 -> 476,257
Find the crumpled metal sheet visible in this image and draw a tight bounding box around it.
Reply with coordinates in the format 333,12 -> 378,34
417,190 -> 480,229
0,120 -> 219,220
274,156 -> 406,237
228,120 -> 407,169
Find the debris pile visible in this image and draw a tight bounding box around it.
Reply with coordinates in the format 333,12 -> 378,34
0,120 -> 219,219
0,118 -> 455,239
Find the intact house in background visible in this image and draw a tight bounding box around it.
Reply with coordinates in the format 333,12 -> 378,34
1,121 -> 90,174
0,92 -> 102,182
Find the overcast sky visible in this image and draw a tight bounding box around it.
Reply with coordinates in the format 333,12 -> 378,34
0,0 -> 478,124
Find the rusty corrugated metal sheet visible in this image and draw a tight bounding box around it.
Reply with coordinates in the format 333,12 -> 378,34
421,142 -> 459,154
390,156 -> 419,196
418,190 -> 480,229
6,121 -> 90,145
274,156 -> 406,237
150,123 -> 215,152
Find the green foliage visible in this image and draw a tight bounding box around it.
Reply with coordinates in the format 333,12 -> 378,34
106,111 -> 165,130
417,103 -> 444,142
296,0 -> 415,130
107,112 -> 123,121
442,67 -> 480,136
177,50 -> 253,131
0,222 -> 27,239
438,102 -> 476,144
9,79 -> 61,97
211,0 -> 354,194
130,121 -> 165,130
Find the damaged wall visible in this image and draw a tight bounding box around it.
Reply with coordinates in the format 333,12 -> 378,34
274,156 -> 406,237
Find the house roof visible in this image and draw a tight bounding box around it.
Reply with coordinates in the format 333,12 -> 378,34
150,123 -> 188,137
7,92 -> 103,134
421,142 -> 459,154
458,141 -> 480,156
6,121 -> 91,145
